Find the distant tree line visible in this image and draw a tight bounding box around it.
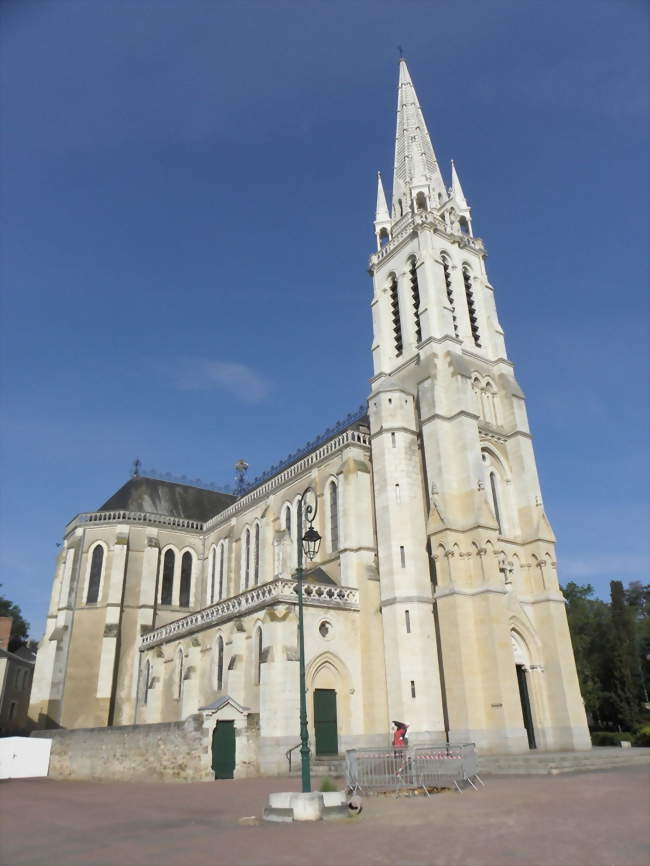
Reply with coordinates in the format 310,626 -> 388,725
563,580 -> 649,733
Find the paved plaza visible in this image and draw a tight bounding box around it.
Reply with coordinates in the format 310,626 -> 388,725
1,767 -> 648,866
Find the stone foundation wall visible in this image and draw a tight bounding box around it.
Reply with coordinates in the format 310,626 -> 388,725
31,714 -> 212,782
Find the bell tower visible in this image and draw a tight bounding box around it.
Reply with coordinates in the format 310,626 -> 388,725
369,58 -> 590,752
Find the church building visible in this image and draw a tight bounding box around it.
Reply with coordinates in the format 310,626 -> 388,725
29,59 -> 590,776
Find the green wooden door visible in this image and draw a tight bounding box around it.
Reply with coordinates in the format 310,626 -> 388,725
314,688 -> 338,756
211,721 -> 236,779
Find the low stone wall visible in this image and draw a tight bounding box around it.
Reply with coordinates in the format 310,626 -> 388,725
31,715 -> 212,782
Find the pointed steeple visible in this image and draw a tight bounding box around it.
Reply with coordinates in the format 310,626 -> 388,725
375,171 -> 390,223
374,170 -> 392,250
450,160 -> 468,209
392,58 -> 445,217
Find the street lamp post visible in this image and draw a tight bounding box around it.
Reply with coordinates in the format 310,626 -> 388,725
295,487 -> 321,794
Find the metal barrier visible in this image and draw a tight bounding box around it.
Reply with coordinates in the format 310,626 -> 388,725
346,743 -> 484,795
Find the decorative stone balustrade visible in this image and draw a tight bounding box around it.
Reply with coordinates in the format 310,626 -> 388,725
140,578 -> 360,649
204,429 -> 371,529
65,509 -> 206,534
64,428 -> 370,538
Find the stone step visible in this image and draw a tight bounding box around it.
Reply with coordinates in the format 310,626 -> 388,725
478,748 -> 650,776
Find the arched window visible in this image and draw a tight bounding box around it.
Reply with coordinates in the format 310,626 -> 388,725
254,523 -> 260,585
329,480 -> 339,552
216,635 -> 224,691
463,266 -> 481,347
86,544 -> 104,604
415,191 -> 427,211
389,274 -> 403,357
408,258 -> 422,344
176,649 -> 184,701
255,627 -> 263,686
490,472 -> 502,535
284,505 -> 292,538
179,551 -> 192,607
209,547 -> 217,604
441,255 -> 459,338
379,227 -> 389,248
398,198 -> 403,217
143,659 -> 151,705
161,549 -> 175,605
243,528 -> 251,589
218,542 -> 225,600
459,216 -> 469,235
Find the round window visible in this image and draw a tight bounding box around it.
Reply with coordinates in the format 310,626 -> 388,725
318,620 -> 332,639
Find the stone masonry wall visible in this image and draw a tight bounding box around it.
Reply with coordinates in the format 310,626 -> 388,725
31,714 -> 211,782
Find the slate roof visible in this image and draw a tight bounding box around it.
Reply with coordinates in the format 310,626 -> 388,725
98,476 -> 236,523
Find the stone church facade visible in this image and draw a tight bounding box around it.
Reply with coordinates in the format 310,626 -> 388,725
29,59 -> 590,776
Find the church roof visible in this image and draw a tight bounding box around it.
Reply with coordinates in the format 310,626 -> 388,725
98,476 -> 236,523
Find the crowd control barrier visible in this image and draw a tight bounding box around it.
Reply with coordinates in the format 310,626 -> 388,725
345,743 -> 484,795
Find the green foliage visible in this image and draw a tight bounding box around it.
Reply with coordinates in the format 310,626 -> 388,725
562,580 -> 648,731
590,731 -> 633,747
319,776 -> 338,792
633,725 -> 650,747
0,585 -> 30,651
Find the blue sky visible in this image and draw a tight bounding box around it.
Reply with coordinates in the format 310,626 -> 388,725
1,0 -> 648,637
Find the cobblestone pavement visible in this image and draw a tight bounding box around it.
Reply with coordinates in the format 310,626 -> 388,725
1,767 -> 648,866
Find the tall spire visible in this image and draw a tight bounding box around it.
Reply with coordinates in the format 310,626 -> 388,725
450,160 -> 468,209
392,58 -> 445,216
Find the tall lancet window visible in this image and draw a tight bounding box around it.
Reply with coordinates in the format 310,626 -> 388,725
490,472 -> 502,535
218,542 -> 225,600
216,635 -> 224,691
179,551 -> 192,607
254,523 -> 260,585
441,255 -> 459,338
209,547 -> 217,604
86,545 -> 104,604
284,505 -> 292,538
408,258 -> 422,344
389,275 -> 403,357
243,528 -> 251,589
161,549 -> 175,605
329,480 -> 339,552
463,266 -> 481,347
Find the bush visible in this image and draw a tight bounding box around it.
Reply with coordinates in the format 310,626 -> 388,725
590,731 -> 633,746
633,725 -> 650,747
319,776 -> 338,792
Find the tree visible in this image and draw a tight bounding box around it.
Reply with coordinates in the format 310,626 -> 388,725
625,582 -> 650,703
602,581 -> 642,730
562,582 -> 609,724
0,586 -> 30,652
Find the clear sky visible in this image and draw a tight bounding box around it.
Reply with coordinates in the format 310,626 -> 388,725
1,0 -> 648,638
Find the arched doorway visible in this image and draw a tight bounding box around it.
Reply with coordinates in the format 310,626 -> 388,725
511,631 -> 536,749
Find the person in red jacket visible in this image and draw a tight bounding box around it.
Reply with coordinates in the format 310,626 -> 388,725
392,720 -> 408,748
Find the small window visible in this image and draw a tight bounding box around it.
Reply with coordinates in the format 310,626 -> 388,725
400,546 -> 406,567
415,191 -> 427,211
161,549 -> 174,605
179,552 -> 192,607
391,432 -> 396,448
410,680 -> 416,698
405,610 -> 411,633
86,545 -> 104,604
285,506 -> 292,538
395,483 -> 401,504
9,701 -> 17,721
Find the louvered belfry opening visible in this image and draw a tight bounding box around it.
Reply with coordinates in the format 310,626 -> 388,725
389,274 -> 403,356
441,256 -> 459,338
463,266 -> 481,347
409,258 -> 422,344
